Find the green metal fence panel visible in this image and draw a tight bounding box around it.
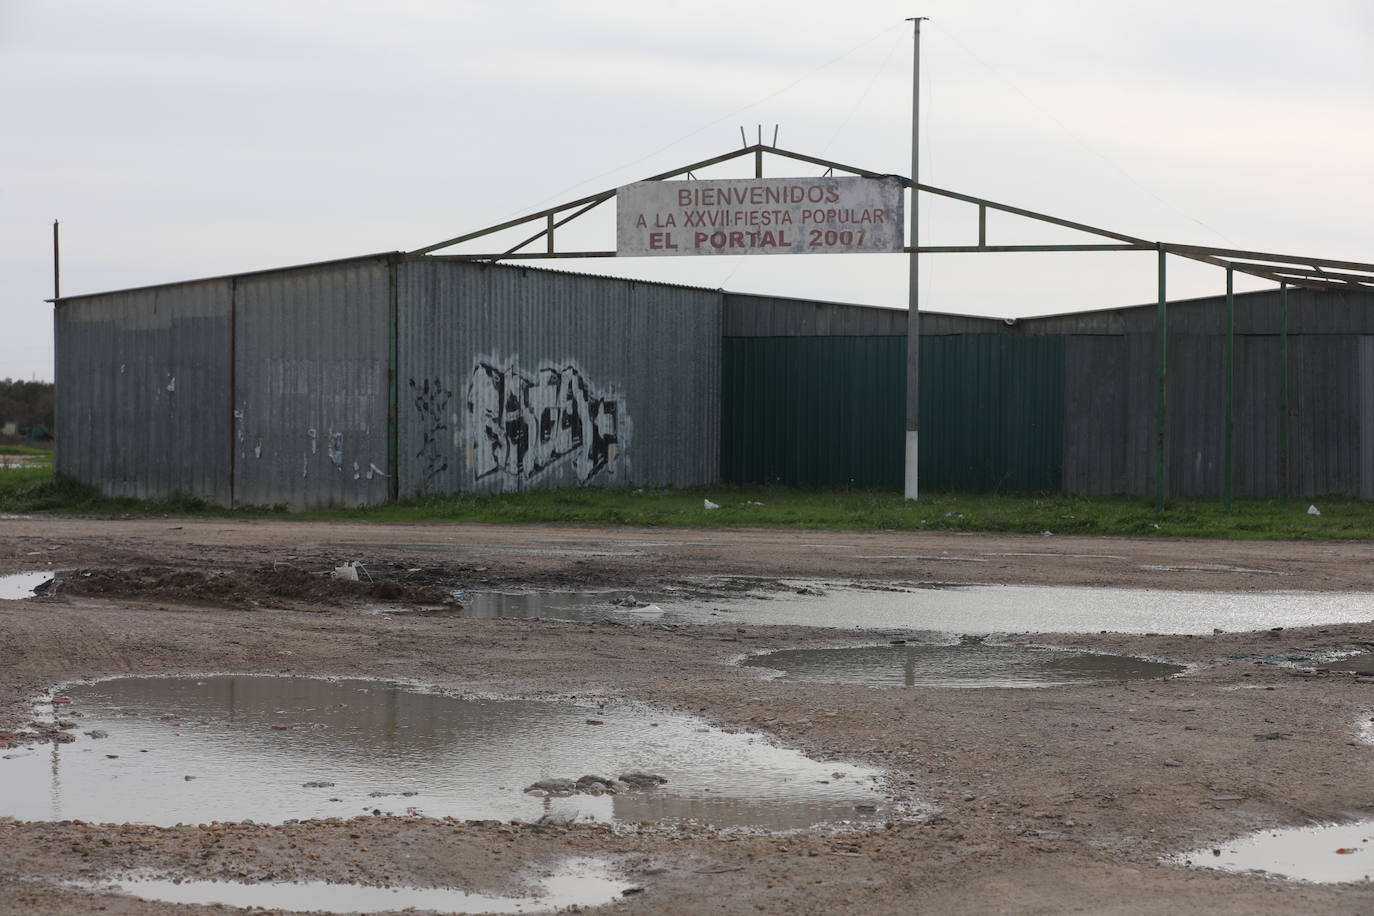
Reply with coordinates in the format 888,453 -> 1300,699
721,337 -> 905,487
721,334 -> 1065,491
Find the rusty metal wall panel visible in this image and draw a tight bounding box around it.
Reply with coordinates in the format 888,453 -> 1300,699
54,281 -> 232,504
397,261 -> 721,496
1062,336 -> 1129,495
1026,289 -> 1374,337
1289,335 -> 1359,497
722,293 -> 1000,337
232,258 -> 392,509
1166,334 -> 1225,498
1233,335 -> 1280,499
721,337 -> 904,488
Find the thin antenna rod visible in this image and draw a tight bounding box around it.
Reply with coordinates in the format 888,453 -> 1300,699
739,125 -> 747,148
772,124 -> 779,147
52,220 -> 60,300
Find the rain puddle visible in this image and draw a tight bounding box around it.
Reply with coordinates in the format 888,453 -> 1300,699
1173,821 -> 1374,882
677,583 -> 1374,635
1,676 -> 888,830
391,582 -> 1374,635
416,590 -> 672,621
73,857 -> 629,914
740,644 -> 1184,688
0,570 -> 53,599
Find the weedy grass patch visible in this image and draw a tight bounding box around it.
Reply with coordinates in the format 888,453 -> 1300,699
1,467 -> 1368,540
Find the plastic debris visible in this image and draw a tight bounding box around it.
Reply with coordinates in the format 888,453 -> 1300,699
332,562 -> 360,581
703,499 -> 720,510
1308,504 -> 1322,516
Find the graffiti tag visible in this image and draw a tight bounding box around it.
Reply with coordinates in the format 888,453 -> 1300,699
410,376 -> 453,491
466,357 -> 624,484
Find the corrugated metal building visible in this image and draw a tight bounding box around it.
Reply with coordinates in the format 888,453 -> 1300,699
56,255 -> 719,509
54,255 -> 1374,506
721,286 -> 1374,499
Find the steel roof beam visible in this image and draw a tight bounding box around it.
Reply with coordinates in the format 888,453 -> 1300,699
1161,243 -> 1374,274
913,244 -> 1150,253
1220,261 -> 1374,287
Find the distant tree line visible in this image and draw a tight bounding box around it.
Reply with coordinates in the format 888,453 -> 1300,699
0,379 -> 55,433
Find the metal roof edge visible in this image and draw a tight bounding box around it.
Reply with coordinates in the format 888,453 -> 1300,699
1015,284 -> 1369,325
413,257 -> 725,297
47,252 -> 403,304
719,288 -> 1001,322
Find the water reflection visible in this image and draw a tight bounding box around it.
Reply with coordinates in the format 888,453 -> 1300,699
1174,821 -> 1374,883
73,857 -> 629,914
0,677 -> 887,829
741,644 -> 1184,688
0,571 -> 53,600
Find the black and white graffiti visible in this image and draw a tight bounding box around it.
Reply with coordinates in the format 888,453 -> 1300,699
466,357 -> 625,484
410,376 -> 453,492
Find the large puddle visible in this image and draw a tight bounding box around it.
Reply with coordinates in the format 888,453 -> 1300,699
656,583 -> 1374,635
740,644 -> 1184,688
433,583 -> 1374,635
0,570 -> 53,600
1,676 -> 889,830
74,857 -> 629,914
1174,822 -> 1374,883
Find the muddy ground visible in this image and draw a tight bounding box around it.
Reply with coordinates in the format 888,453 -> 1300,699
3,517 -> 1374,914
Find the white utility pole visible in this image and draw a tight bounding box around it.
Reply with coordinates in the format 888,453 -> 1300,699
904,17 -> 926,500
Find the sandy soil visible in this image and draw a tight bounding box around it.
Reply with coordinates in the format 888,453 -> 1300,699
3,517 -> 1374,914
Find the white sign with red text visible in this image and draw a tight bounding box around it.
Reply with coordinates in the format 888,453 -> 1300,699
616,176 -> 905,257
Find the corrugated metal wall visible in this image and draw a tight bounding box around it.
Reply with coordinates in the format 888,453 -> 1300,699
1036,291 -> 1374,496
55,280 -> 233,503
724,293 -> 1002,337
52,259 -> 1374,506
720,335 -> 1064,491
921,335 -> 1065,492
721,337 -> 904,487
396,260 -> 721,496
232,258 -> 393,509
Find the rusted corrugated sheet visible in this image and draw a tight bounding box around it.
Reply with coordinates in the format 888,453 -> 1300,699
1026,288 -> 1374,337
721,336 -> 904,488
232,257 -> 392,509
54,280 -> 233,503
1288,334 -> 1360,497
1062,336 -> 1130,495
722,293 -> 1001,337
396,260 -> 721,496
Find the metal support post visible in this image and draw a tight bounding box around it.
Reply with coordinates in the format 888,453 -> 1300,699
904,16 -> 926,501
1223,267 -> 1234,509
1279,282 -> 1289,503
1155,245 -> 1168,511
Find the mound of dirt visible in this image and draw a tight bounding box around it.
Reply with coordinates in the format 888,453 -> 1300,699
50,564 -> 461,610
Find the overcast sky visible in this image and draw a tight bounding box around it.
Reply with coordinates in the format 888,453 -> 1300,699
3,0 -> 1372,381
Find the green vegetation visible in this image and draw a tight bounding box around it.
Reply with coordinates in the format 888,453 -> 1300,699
0,379 -> 55,436
0,467 -> 1370,540
0,444 -> 53,457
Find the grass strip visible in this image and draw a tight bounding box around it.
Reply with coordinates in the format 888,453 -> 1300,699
0,467 -> 1369,540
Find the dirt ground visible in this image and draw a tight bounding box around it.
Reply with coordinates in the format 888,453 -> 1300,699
4,517 -> 1374,914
